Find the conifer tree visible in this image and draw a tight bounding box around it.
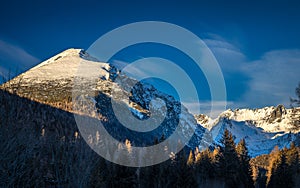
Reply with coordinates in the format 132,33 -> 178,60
267,149 -> 293,188
286,142 -> 299,173
286,142 -> 300,187
89,158 -> 108,187
215,129 -> 240,187
187,150 -> 194,166
170,150 -> 197,187
236,138 -> 254,188
195,148 -> 215,181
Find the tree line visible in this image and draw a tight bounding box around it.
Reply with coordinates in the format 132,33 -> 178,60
90,129 -> 300,188
1,83 -> 300,187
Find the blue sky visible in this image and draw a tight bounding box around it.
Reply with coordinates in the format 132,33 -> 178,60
0,0 -> 300,116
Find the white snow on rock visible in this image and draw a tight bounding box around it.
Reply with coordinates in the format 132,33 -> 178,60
20,48 -> 110,82
195,105 -> 300,157
3,48 -> 300,158
210,118 -> 297,157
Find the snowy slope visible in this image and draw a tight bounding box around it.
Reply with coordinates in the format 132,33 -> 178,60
210,118 -> 297,157
196,105 -> 300,134
1,48 -> 209,151
14,48 -> 110,82
217,105 -> 300,133
195,105 -> 300,157
2,48 -> 300,157
0,48 -> 115,116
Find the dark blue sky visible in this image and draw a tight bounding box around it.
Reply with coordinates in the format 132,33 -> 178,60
0,0 -> 300,115
1,0 -> 300,58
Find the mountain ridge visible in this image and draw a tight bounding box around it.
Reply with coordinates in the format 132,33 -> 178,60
195,104 -> 300,133
195,104 -> 300,156
1,48 -> 209,150
1,48 -> 300,157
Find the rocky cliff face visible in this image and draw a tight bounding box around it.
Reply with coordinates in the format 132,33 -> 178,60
2,48 -> 300,158
268,104 -> 287,122
1,48 -> 209,151
196,104 -> 300,133
195,104 -> 300,157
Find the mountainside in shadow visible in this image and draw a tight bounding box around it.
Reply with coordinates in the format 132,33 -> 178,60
2,48 -> 300,158
0,89 -> 97,186
1,48 -> 300,187
1,48 -> 210,150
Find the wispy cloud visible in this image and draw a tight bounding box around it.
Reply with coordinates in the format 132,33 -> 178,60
240,49 -> 300,108
0,39 -> 40,80
195,35 -> 300,115
113,36 -> 300,117
203,35 -> 247,73
183,101 -> 234,118
112,59 -> 150,78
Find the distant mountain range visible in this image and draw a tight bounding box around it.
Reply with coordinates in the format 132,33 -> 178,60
196,105 -> 300,156
1,48 -> 300,157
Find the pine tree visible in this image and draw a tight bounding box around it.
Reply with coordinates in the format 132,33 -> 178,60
236,139 -> 254,188
215,129 -> 240,187
170,150 -> 198,187
267,149 -> 293,188
286,142 -> 300,186
286,142 -> 299,171
187,150 -> 194,166
139,136 -> 172,188
103,140 -> 138,188
266,146 -> 280,186
195,148 -> 215,181
89,158 -> 108,187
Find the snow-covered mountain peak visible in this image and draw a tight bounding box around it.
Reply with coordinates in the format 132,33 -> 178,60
1,48 -> 210,151
0,48 -> 116,111
195,105 -> 300,157
6,48 -> 111,83
195,105 -> 299,133
218,105 -> 299,133
1,48 -> 299,158
31,48 -> 83,70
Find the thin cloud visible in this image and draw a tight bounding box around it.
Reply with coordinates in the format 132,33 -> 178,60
0,39 -> 40,80
182,101 -> 234,118
201,36 -> 300,114
112,60 -> 149,78
240,49 -> 300,108
0,40 -> 39,65
203,35 -> 247,73
110,38 -> 300,116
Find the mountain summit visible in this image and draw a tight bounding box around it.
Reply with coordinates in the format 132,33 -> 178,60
195,104 -> 300,156
1,48 -> 300,157
1,49 -> 110,110
1,48 -> 208,150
